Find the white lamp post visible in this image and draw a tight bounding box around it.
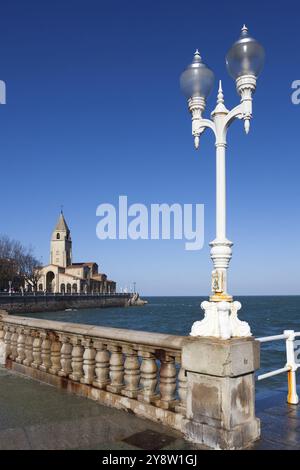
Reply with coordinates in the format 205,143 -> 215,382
180,26 -> 265,339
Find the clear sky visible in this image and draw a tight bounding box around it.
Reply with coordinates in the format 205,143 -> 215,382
0,0 -> 299,295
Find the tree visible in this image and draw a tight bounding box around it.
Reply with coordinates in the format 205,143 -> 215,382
0,235 -> 41,291
19,252 -> 42,291
0,258 -> 19,291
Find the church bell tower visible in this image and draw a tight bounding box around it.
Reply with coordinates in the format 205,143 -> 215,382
50,211 -> 72,267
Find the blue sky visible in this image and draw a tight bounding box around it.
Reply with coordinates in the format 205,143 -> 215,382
0,0 -> 299,295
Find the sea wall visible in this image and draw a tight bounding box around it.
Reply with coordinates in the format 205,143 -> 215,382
0,313 -> 260,449
0,294 -> 131,314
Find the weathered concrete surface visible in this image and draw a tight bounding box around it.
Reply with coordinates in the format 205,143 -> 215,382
6,360 -> 186,432
0,294 -> 130,314
182,336 -> 260,377
182,337 -> 260,449
0,367 -> 203,450
1,367 -> 299,450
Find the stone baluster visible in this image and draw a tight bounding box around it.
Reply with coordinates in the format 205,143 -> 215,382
0,324 -> 4,365
175,366 -> 187,415
106,345 -> 124,394
137,350 -> 158,403
58,336 -> 73,377
39,332 -> 51,372
92,341 -> 110,389
4,326 -> 12,361
23,329 -> 34,367
80,339 -> 96,385
16,328 -> 26,364
32,332 -> 42,369
69,337 -> 84,381
121,346 -> 140,398
49,334 -> 61,375
157,354 -> 177,409
10,327 -> 18,361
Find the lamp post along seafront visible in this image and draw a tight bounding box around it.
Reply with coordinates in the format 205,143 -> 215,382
179,27 -> 264,448
180,26 -> 265,339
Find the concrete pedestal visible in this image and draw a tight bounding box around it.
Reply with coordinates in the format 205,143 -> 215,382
182,337 -> 260,449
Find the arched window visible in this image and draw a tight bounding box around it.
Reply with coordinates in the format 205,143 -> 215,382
56,233 -> 60,239
72,283 -> 77,293
67,283 -> 71,294
38,284 -> 43,291
46,271 -> 55,293
61,283 -> 65,293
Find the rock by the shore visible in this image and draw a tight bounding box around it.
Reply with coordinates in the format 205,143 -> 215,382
128,293 -> 148,306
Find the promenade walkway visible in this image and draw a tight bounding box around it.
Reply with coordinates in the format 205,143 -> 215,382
0,367 -> 299,450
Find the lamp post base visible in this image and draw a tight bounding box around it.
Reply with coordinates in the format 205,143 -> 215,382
190,300 -> 251,339
209,292 -> 233,302
182,336 -> 260,449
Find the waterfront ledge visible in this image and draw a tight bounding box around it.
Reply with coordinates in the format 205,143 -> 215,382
0,293 -> 131,314
0,311 -> 261,449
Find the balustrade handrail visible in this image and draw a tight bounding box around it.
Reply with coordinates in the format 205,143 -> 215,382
0,313 -> 185,351
256,329 -> 300,405
1,314 -> 297,444
0,310 -> 188,428
256,333 -> 289,343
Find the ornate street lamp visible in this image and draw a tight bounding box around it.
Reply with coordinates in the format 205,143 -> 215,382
180,26 -> 264,339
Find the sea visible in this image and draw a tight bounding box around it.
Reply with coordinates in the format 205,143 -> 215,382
19,296 -> 300,395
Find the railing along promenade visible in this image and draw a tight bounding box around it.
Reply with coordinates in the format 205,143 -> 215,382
257,330 -> 300,405
0,292 -> 129,298
0,311 -> 263,449
0,312 -> 187,431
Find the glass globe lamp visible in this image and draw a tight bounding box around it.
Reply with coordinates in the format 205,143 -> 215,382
180,50 -> 215,100
226,25 -> 265,79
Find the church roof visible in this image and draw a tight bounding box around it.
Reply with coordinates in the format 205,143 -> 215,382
71,262 -> 98,267
54,212 -> 70,232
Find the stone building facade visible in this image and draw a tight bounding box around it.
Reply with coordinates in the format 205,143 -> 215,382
36,212 -> 116,294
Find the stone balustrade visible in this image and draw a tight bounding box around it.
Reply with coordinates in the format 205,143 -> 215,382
0,312 -> 187,432
0,310 -> 261,449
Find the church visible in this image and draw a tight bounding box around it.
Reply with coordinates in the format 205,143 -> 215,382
36,212 -> 116,294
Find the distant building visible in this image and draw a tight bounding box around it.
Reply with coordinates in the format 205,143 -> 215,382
36,212 -> 116,294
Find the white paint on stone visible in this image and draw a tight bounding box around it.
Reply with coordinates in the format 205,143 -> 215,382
190,301 -> 251,339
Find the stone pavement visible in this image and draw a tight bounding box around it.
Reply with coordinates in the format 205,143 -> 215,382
0,367 -> 203,450
0,367 -> 299,450
254,389 -> 300,450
